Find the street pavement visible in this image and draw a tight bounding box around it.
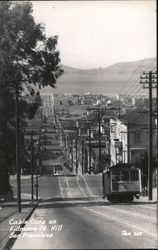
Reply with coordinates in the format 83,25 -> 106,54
11,196 -> 157,249
9,172 -> 103,201
6,172 -> 158,250
9,171 -> 157,202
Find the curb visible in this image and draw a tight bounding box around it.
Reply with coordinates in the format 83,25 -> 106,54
133,200 -> 157,205
2,200 -> 40,250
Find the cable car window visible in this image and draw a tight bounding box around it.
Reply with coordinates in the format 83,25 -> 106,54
121,171 -> 129,181
130,170 -> 138,181
112,171 -> 120,181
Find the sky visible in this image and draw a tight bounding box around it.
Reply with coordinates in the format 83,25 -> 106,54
32,1 -> 156,69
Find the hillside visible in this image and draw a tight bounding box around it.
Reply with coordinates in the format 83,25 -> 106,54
41,57 -> 156,95
62,58 -> 156,75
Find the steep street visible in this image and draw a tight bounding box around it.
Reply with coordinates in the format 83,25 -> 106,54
7,94 -> 158,249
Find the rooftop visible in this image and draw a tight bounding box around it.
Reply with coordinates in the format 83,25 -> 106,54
119,109 -> 149,125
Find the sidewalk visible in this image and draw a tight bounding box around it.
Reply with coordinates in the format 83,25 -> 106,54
135,187 -> 157,203
9,174 -> 41,180
0,197 -> 38,250
9,175 -> 31,180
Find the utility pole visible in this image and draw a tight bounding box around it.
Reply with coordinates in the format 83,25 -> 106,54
118,101 -> 121,118
39,131 -> 42,176
88,125 -> 91,174
98,109 -> 102,172
35,160 -> 39,201
31,132 -> 34,201
75,131 -> 78,174
82,138 -> 84,175
70,139 -> 73,171
148,71 -> 153,201
35,135 -> 40,201
15,83 -> 21,213
140,71 -> 157,200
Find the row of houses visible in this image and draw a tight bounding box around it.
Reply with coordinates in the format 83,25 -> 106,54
58,107 -> 157,174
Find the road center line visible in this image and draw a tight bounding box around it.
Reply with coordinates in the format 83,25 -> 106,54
84,207 -> 157,239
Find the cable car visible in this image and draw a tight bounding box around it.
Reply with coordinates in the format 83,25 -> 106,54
102,163 -> 142,202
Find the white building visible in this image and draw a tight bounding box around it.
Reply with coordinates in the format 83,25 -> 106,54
110,109 -> 157,166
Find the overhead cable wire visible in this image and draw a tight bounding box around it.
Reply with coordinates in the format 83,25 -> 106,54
125,61 -> 157,96
118,44 -> 156,95
135,65 -> 157,98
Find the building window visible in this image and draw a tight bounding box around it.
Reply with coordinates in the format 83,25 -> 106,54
111,125 -> 116,133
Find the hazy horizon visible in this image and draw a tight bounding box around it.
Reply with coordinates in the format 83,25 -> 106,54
61,56 -> 156,70
40,57 -> 156,97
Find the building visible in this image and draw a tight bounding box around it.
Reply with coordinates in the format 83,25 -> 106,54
110,109 -> 157,166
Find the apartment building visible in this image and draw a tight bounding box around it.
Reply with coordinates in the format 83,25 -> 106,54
110,109 -> 156,166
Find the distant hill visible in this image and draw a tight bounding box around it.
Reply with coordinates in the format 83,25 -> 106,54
41,57 -> 156,95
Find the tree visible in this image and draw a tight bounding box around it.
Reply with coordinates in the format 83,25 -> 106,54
0,1 -> 63,194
